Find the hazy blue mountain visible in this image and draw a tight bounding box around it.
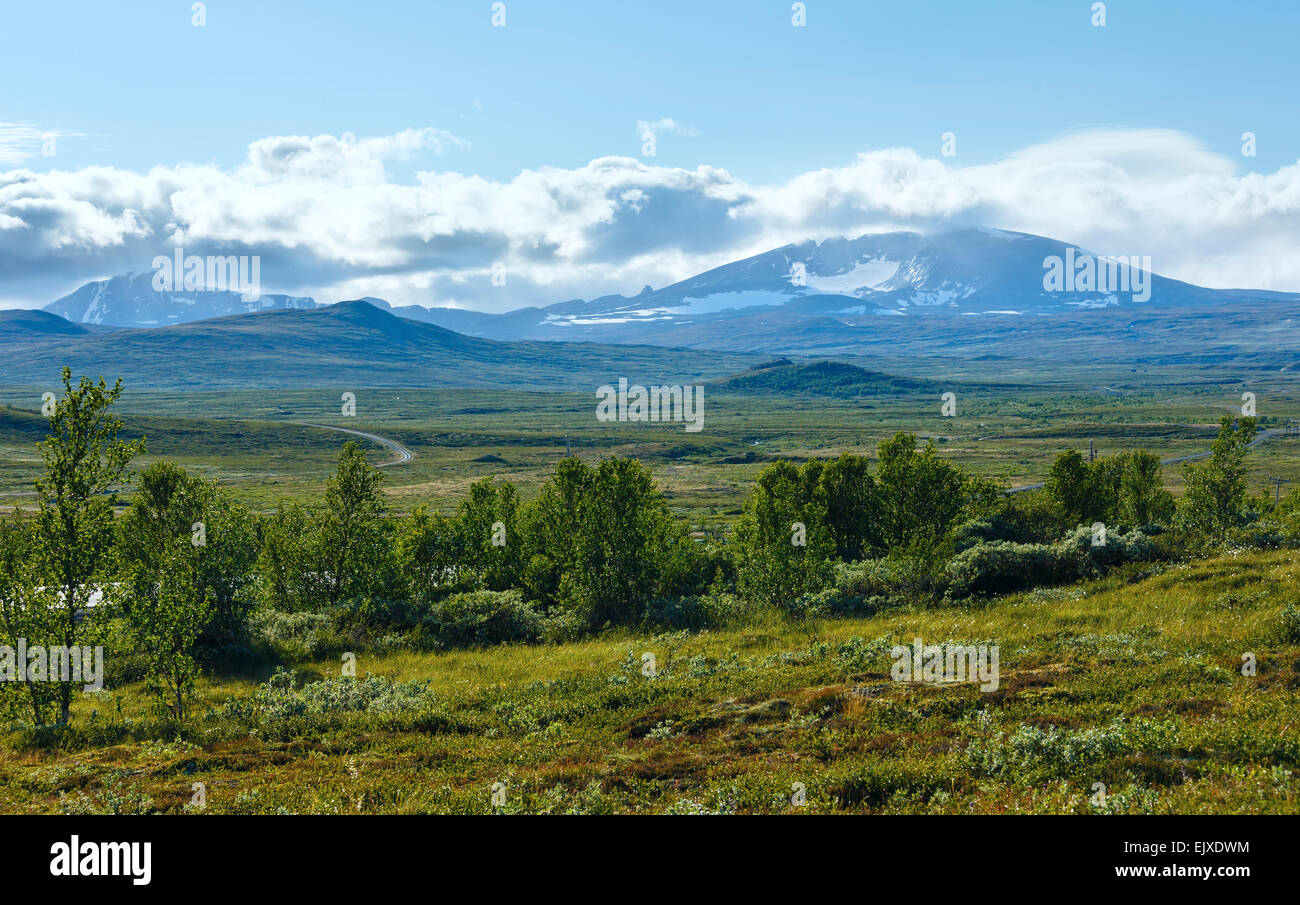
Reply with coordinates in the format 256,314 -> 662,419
44,272 -> 320,327
2,299 -> 755,390
394,228 -> 1300,347
0,308 -> 100,341
26,228 -> 1300,364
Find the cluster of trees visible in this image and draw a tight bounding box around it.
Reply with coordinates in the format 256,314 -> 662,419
1043,417 -> 1259,536
1,372 -> 715,726
0,371 -> 1271,730
734,437 -> 1002,605
258,451 -> 712,630
727,418 -> 1264,607
1045,449 -> 1175,528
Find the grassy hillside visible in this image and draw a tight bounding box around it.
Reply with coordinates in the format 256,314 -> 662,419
709,359 -> 946,398
0,309 -> 96,340
4,548 -> 1296,815
0,301 -> 756,390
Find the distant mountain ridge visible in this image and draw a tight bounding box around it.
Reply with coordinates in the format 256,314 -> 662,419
2,299 -> 757,390
392,227 -> 1300,345
25,227 -> 1300,365
44,272 -> 319,327
43,228 -> 1300,336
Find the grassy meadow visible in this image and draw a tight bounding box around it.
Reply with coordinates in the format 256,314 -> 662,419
1,361 -> 1298,816
2,368 -> 1298,525
1,547 -> 1296,815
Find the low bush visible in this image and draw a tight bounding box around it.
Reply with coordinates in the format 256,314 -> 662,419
1281,603 -> 1300,643
944,541 -> 1067,598
249,609 -> 337,661
427,590 -> 543,648
944,527 -> 1157,600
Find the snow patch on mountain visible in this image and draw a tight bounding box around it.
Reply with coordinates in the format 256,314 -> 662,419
807,257 -> 899,295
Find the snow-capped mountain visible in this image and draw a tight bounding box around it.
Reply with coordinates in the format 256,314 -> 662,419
392,227 -> 1300,346
37,229 -> 1299,344
44,272 -> 320,327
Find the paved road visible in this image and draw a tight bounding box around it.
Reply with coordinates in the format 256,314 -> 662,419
0,421 -> 415,498
1005,427 -> 1286,494
295,422 -> 415,467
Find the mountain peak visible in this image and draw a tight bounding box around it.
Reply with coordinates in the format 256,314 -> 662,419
44,275 -> 321,328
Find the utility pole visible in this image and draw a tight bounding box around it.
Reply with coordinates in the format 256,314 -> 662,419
565,435 -> 571,458
1269,476 -> 1285,506
1089,439 -> 1095,463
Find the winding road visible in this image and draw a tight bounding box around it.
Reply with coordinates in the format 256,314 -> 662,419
294,422 -> 415,467
0,421 -> 415,499
0,421 -> 1283,496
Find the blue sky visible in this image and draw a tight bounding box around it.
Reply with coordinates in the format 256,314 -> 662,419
3,0 -> 1299,309
5,0 -> 1296,178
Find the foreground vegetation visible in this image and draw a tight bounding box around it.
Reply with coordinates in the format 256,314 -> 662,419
1,546 -> 1297,814
0,369 -> 1297,814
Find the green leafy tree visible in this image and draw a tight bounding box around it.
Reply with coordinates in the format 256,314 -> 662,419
518,457 -> 594,606
120,534 -> 212,722
0,511 -> 48,725
458,477 -> 523,592
735,460 -> 833,607
28,369 -> 144,726
395,505 -> 463,603
116,462 -> 257,642
1180,417 -> 1258,537
1047,448 -> 1174,530
254,502 -> 321,612
874,432 -> 967,552
1115,450 -> 1175,526
566,457 -> 682,626
319,442 -> 390,605
1270,486 -> 1300,537
1045,449 -> 1104,527
816,452 -> 878,560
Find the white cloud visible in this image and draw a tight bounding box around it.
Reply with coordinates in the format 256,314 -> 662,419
635,118 -> 699,138
2,126 -> 1300,310
0,123 -> 80,167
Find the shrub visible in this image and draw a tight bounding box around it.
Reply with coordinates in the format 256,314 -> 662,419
248,609 -> 337,661
833,559 -> 892,597
944,527 -> 1158,600
538,608 -> 589,645
953,514 -> 1041,551
1054,525 -> 1157,575
830,561 -> 907,614
785,585 -> 895,620
332,597 -> 427,635
944,541 -> 1067,599
429,590 -> 543,648
964,717 -> 1175,779
1282,603 -> 1300,643
253,669 -> 439,721
641,591 -> 752,630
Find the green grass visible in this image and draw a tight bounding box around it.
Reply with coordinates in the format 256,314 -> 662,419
3,547 -> 1297,814
4,370 -> 1299,525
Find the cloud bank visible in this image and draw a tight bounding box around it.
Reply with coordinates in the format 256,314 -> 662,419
2,126 -> 1299,310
